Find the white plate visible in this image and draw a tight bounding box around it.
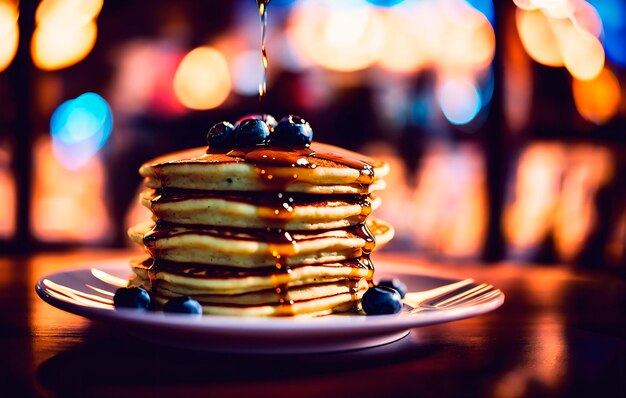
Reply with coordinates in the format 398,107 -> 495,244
35,260 -> 504,354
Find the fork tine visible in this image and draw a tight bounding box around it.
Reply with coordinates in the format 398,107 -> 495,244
403,278 -> 475,305
446,289 -> 501,308
438,285 -> 496,308
430,283 -> 492,308
406,281 -> 501,313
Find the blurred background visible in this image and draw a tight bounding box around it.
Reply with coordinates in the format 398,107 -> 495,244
0,0 -> 624,269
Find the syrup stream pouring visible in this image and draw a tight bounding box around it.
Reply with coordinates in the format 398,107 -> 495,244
257,0 -> 270,109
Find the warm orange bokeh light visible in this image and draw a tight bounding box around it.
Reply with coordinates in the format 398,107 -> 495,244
288,2 -> 384,72
553,19 -> 604,81
512,0 -> 539,11
505,144 -> 564,252
515,1 -> 605,80
31,0 -> 102,71
431,4 -> 495,72
288,0 -> 493,76
35,0 -> 103,25
504,143 -> 614,262
411,143 -> 487,258
377,10 -> 428,74
0,146 -> 15,238
504,16 -> 533,133
572,67 -> 621,125
173,46 -> 231,110
553,146 -> 613,262
0,1 -> 19,72
31,137 -> 109,242
32,20 -> 97,71
570,0 -> 603,38
516,9 -> 563,67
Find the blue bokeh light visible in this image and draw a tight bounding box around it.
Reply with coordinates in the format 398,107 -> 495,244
588,0 -> 626,67
588,0 -> 625,30
270,0 -> 296,6
366,0 -> 405,7
465,0 -> 495,26
439,80 -> 482,126
50,92 -> 113,170
481,68 -> 495,108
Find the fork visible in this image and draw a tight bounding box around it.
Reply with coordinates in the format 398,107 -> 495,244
403,278 -> 501,313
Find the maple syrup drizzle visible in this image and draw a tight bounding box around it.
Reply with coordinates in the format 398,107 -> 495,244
223,144 -> 376,191
143,219 -> 376,313
350,223 -> 376,311
143,221 -> 374,245
136,257 -> 373,280
257,0 -> 270,108
267,229 -> 296,315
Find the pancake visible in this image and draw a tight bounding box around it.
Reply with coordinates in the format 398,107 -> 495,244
140,189 -> 382,230
140,143 -> 389,194
128,217 -> 392,267
159,280 -> 368,317
130,257 -> 373,295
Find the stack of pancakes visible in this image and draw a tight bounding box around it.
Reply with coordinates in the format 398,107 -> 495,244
129,142 -> 393,316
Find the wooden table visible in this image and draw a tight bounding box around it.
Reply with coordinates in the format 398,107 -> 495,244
1,251 -> 624,397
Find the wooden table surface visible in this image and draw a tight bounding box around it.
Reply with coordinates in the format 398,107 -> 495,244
1,250 -> 624,398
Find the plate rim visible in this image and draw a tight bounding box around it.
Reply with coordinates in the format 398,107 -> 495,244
35,260 -> 505,334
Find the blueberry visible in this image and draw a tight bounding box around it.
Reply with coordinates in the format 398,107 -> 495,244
206,121 -> 235,150
163,296 -> 203,315
271,115 -> 313,147
113,287 -> 150,310
236,113 -> 277,129
361,286 -> 403,315
378,278 -> 407,298
234,118 -> 270,147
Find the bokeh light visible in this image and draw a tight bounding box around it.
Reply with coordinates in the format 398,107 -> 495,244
31,0 -> 102,71
589,0 -> 626,67
570,0 -> 602,38
516,9 -> 563,67
438,77 -> 482,125
0,1 -> 19,72
231,49 -> 264,96
271,0 -> 296,6
35,0 -> 102,25
466,0 -> 495,25
514,0 -> 606,81
287,0 -> 385,72
50,92 -> 113,170
512,0 -> 538,11
377,10 -> 428,73
32,20 -> 97,71
173,46 -> 231,110
287,0 -> 494,78
572,67 -> 621,125
366,0 -> 405,7
555,21 -> 604,80
0,146 -> 15,238
428,2 -> 495,72
32,136 -> 110,242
